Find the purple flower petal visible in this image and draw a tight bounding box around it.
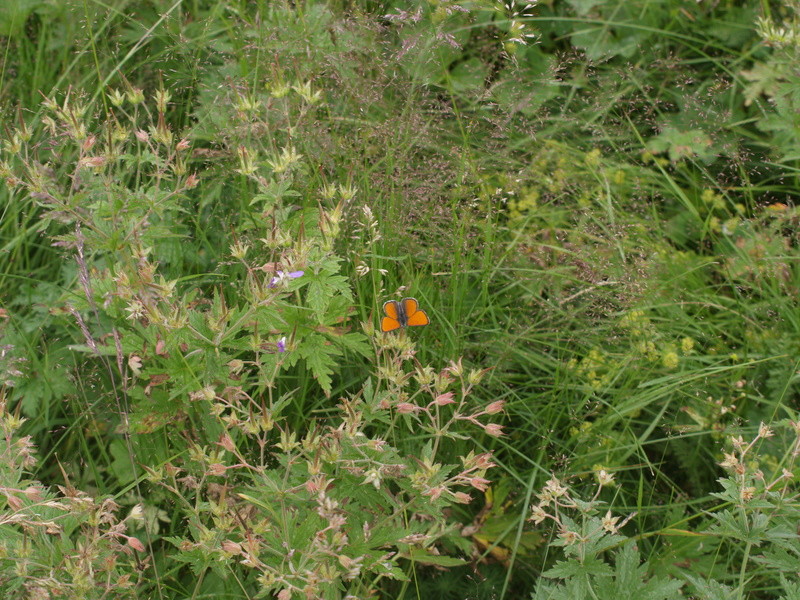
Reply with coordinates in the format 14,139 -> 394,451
268,270 -> 305,288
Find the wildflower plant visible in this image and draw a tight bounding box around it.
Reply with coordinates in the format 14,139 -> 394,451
0,391 -> 145,598
2,74 -> 506,596
691,421 -> 800,598
153,339 -> 502,598
6,81 -> 363,417
744,3 -> 800,160
9,0 -> 800,598
528,471 -> 684,600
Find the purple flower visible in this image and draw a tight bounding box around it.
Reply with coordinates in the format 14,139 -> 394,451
268,270 -> 304,288
276,337 -> 287,353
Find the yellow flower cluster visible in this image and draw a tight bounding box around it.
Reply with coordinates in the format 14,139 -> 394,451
567,347 -> 618,390
699,188 -> 745,234
620,310 -> 696,369
507,188 -> 539,222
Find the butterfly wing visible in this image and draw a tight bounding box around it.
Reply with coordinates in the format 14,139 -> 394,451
381,317 -> 402,332
405,308 -> 429,327
381,300 -> 402,332
402,297 -> 430,327
401,297 -> 418,316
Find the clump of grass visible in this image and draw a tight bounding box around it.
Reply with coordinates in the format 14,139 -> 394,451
6,0 -> 800,598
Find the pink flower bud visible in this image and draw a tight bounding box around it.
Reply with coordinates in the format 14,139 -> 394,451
218,433 -> 235,453
469,476 -> 490,491
473,452 -> 496,469
433,392 -> 455,406
423,485 -> 446,500
135,130 -> 150,142
452,491 -> 472,504
185,173 -> 199,189
24,486 -> 43,502
221,540 -> 243,555
484,423 -> 504,437
484,400 -> 505,414
397,402 -> 419,414
209,463 -> 227,476
79,156 -> 106,168
127,537 -> 145,552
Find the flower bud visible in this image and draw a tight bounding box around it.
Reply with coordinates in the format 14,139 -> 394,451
433,392 -> 455,406
484,423 -> 504,437
484,400 -> 505,414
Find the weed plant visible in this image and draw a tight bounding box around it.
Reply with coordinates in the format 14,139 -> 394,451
3,0 -> 800,598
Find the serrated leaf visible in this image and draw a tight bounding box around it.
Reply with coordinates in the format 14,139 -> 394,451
307,279 -> 333,321
752,547 -> 800,573
538,545 -> 683,600
778,575 -> 800,600
685,574 -> 737,600
599,545 -> 683,600
334,331 -> 371,357
709,509 -> 769,545
544,556 -> 610,579
296,333 -> 337,395
647,127 -> 715,164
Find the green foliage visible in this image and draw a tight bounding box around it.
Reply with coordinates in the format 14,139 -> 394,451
0,395 -> 144,598
525,474 -> 683,598
152,358 -> 500,598
532,545 -> 684,600
5,0 -> 800,598
0,0 -> 44,37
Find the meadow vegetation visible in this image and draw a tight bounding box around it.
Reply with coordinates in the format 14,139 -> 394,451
2,0 -> 800,598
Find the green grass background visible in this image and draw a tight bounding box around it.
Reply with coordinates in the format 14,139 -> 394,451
3,0 -> 800,598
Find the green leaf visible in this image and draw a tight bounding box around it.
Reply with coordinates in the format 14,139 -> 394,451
163,536 -> 214,575
544,556 -> 610,579
753,547 -> 800,574
778,575 -> 800,600
646,127 -> 716,164
296,333 -> 338,395
537,545 -> 683,600
684,574 -> 737,600
532,577 -> 591,600
448,58 -> 488,95
405,548 -> 466,567
492,46 -> 558,117
334,331 -> 371,358
109,439 -> 136,485
594,545 -> 683,600
249,179 -> 301,208
706,6 -> 757,47
709,509 -> 769,545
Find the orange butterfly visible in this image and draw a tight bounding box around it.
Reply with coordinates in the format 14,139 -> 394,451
381,297 -> 430,332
